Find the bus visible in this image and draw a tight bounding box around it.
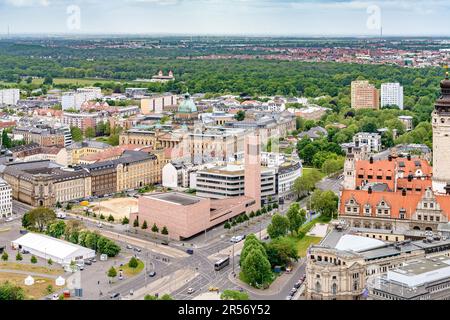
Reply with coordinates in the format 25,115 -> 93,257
214,257 -> 230,271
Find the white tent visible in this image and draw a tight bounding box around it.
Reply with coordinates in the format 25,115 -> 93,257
55,276 -> 65,287
24,276 -> 34,286
11,233 -> 95,264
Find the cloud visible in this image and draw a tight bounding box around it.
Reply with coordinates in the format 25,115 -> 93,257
5,0 -> 50,6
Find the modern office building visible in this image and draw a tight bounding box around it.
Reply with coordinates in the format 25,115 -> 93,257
0,89 -> 20,106
353,132 -> 382,153
381,83 -> 404,109
140,94 -> 178,114
351,81 -> 380,110
0,178 -> 12,218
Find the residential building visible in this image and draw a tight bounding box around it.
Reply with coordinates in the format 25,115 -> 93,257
62,87 -> 102,110
62,111 -> 107,133
0,178 -> 12,217
381,83 -> 404,109
298,126 -> 328,141
10,143 -> 70,167
398,115 -> 414,132
67,140 -> 112,165
351,81 -> 380,110
141,94 -> 178,114
0,89 -> 20,106
353,132 -> 382,153
13,126 -> 69,148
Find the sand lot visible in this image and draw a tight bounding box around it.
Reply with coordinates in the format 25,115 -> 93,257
90,197 -> 138,220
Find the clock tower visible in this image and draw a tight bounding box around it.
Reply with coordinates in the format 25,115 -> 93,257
432,67 -> 450,194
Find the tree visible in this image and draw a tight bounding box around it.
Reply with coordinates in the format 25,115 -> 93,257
151,223 -> 159,233
286,203 -> 305,235
160,294 -> 173,300
266,237 -> 299,267
1,130 -> 12,148
101,240 -> 121,257
99,214 -> 105,220
43,75 -> 53,86
221,290 -> 250,300
85,127 -> 96,139
48,258 -> 53,265
46,285 -> 54,294
267,214 -> 289,239
224,222 -> 231,230
70,127 -> 83,142
1,251 -> 8,261
107,266 -> 117,280
15,252 -> 22,261
161,226 -> 169,236
30,255 -> 37,264
0,281 -> 25,300
141,220 -> 148,230
310,190 -> 339,218
47,220 -> 66,239
249,211 -> 255,218
234,110 -> 245,121
240,234 -> 267,266
241,248 -> 272,288
107,214 -> 114,222
22,207 -> 56,232
122,217 -> 129,225
55,201 -> 62,208
133,217 -> 139,227
128,257 -> 139,269
144,294 -> 158,300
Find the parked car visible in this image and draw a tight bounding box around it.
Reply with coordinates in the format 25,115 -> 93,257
21,249 -> 30,254
187,288 -> 195,294
148,271 -> 156,277
84,260 -> 92,266
126,245 -> 133,250
208,287 -> 219,292
186,249 -> 194,255
134,247 -> 142,253
90,258 -> 97,263
290,288 -> 297,295
285,295 -> 293,300
110,292 -> 120,299
52,294 -> 59,300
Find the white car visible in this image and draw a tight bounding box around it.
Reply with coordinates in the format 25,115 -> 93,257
230,235 -> 244,243
52,294 -> 59,300
187,288 -> 195,294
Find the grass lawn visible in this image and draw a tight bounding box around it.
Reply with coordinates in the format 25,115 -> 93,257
0,273 -> 55,300
302,167 -> 326,179
120,259 -> 145,277
295,236 -> 322,257
0,262 -> 62,275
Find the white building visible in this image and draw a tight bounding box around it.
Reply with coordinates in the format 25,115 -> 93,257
62,87 -> 102,110
381,83 -> 404,110
353,132 -> 382,153
398,115 -> 414,132
11,232 -> 95,264
0,178 -> 12,217
0,89 -> 20,106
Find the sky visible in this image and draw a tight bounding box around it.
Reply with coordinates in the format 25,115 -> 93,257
0,0 -> 449,36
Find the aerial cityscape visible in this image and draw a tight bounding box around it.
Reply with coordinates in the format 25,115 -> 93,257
1,0 -> 450,307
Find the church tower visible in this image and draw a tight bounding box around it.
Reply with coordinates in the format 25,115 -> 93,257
432,67 -> 450,194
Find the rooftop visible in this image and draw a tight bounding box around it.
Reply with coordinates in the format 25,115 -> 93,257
146,192 -> 205,206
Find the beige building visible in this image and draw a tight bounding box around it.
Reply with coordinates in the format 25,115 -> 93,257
141,94 -> 178,114
351,80 -> 380,110
67,140 -> 112,165
2,161 -> 91,207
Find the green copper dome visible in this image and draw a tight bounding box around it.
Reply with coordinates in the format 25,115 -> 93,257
178,93 -> 197,113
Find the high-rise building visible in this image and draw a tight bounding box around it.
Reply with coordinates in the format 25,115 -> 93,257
351,81 -> 379,110
0,89 -> 20,106
244,134 -> 261,210
381,83 -> 404,109
432,72 -> 450,194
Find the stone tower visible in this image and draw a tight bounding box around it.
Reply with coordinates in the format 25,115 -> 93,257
432,69 -> 450,194
343,142 -> 368,190
244,134 -> 261,210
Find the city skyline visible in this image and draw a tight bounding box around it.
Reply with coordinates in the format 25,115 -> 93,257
1,0 -> 450,36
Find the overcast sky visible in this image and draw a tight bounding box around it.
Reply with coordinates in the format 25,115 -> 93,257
0,0 -> 449,36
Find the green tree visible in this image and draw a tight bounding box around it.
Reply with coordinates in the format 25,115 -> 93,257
46,285 -> 54,294
1,130 -> 12,148
107,214 -> 114,222
48,258 -> 53,265
122,217 -> 129,225
43,75 -> 53,86
240,234 -> 267,266
128,257 -> 139,269
15,252 -> 22,261
141,220 -> 148,230
266,237 -> 299,267
46,220 -> 66,238
161,226 -> 169,236
220,290 -> 250,300
286,203 -> 305,235
267,214 -> 290,239
22,207 -> 56,232
151,223 -> 159,233
310,190 -> 339,218
99,214 -> 105,220
1,251 -> 8,261
144,294 -> 158,300
0,281 -> 25,300
107,266 -> 117,280
241,248 -> 272,288
85,127 -> 96,139
30,255 -> 37,264
234,110 -> 245,121
133,217 -> 139,227
224,222 -> 231,230
70,127 -> 83,142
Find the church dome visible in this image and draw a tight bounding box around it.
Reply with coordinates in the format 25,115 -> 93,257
178,93 -> 197,113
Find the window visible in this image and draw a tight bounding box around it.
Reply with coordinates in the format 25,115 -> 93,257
418,215 -> 422,220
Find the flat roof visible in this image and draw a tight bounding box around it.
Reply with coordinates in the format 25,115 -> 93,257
147,192 -> 204,206
335,235 -> 386,253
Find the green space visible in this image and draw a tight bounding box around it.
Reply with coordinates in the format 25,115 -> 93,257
0,262 -> 62,275
295,236 -> 322,257
121,259 -> 145,277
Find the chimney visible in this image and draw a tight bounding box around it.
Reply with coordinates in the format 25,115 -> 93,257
388,155 -> 392,162
368,186 -> 373,194
402,188 -> 407,196
407,154 -> 411,161
369,157 -> 374,164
